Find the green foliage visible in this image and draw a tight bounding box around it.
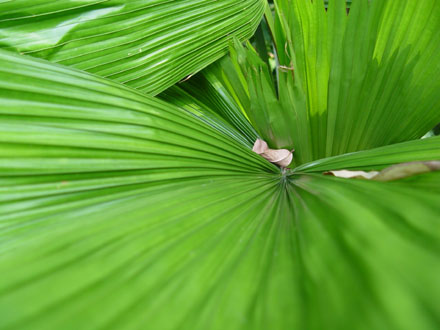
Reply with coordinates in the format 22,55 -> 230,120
0,0 -> 265,95
0,1 -> 440,330
185,0 -> 440,165
295,136 -> 440,172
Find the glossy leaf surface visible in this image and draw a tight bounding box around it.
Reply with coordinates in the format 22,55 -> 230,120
0,0 -> 265,95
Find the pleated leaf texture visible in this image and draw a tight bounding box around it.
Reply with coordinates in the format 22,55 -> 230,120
0,0 -> 265,95
1,1 -> 440,330
196,0 -> 440,166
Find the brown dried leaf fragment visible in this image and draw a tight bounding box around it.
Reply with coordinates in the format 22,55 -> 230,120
373,161 -> 440,181
325,161 -> 440,182
252,139 -> 294,168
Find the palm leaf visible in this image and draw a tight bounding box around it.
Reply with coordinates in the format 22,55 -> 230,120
1,41 -> 440,330
200,0 -> 440,165
0,0 -> 265,95
160,60 -> 259,147
1,1 -> 440,329
295,136 -> 440,172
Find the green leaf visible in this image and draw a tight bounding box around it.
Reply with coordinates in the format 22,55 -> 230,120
0,0 -> 265,95
209,0 -> 440,164
0,44 -> 440,330
295,136 -> 440,172
0,49 -> 275,177
160,61 -> 259,147
287,171 -> 440,330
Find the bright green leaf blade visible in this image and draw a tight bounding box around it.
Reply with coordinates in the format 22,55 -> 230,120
294,136 -> 440,172
0,0 -> 265,95
216,0 -> 440,164
0,49 -> 276,178
0,48 -> 440,330
159,61 -> 259,148
0,174 -> 285,330
289,172 -> 440,330
283,0 -> 440,158
2,173 -> 440,329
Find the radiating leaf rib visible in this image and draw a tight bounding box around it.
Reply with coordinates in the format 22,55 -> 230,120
2,169 -> 440,329
0,50 -> 276,176
1,2 -> 440,330
0,0 -> 265,95
0,43 -> 439,330
291,172 -> 440,330
0,175 -> 283,329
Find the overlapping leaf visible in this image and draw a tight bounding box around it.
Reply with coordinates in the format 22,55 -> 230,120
1,1 -> 440,330
0,0 -> 265,95
193,0 -> 440,165
295,136 -> 440,172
